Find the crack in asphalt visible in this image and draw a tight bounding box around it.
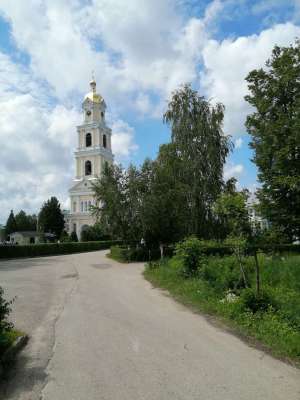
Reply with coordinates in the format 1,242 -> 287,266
39,261 -> 79,400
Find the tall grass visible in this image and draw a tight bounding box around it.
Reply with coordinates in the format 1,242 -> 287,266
144,254 -> 300,362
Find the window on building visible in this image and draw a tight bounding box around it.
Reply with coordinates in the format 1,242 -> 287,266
84,201 -> 88,212
81,202 -> 84,212
73,201 -> 77,212
73,223 -> 76,233
101,111 -> 104,118
88,200 -> 91,209
85,160 -> 92,175
86,133 -> 92,147
103,134 -> 107,148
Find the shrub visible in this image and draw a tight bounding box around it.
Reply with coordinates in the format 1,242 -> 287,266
239,288 -> 277,313
110,245 -> 162,262
60,230 -> 72,243
175,237 -> 207,277
81,224 -> 110,242
70,231 -> 78,242
0,287 -> 14,356
0,241 -> 122,259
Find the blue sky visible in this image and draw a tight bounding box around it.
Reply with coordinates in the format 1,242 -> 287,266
0,0 -> 299,222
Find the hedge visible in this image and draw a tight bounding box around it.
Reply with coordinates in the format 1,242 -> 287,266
109,245 -> 174,263
109,243 -> 300,263
0,241 -> 123,259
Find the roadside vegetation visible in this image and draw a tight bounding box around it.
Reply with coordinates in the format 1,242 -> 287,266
0,287 -> 21,360
144,238 -> 300,363
99,41 -> 300,362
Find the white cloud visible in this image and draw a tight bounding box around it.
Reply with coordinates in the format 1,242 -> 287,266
224,163 -> 244,180
111,120 -> 138,161
200,22 -> 300,136
0,0 -> 219,109
0,0 -> 299,220
234,137 -> 243,149
0,50 -> 136,222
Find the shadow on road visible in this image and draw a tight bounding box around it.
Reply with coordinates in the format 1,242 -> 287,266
0,349 -> 47,399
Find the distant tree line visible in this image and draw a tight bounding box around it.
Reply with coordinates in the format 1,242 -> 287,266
5,210 -> 37,237
4,197 -> 65,240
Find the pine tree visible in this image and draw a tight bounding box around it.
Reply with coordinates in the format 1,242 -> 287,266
38,197 -> 65,238
5,210 -> 17,236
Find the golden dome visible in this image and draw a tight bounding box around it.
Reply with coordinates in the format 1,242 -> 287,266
84,92 -> 103,104
84,78 -> 103,103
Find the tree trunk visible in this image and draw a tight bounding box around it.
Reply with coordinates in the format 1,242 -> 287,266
159,243 -> 164,259
236,247 -> 248,288
254,250 -> 260,296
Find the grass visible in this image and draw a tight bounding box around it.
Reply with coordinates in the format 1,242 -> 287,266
0,329 -> 23,359
144,254 -> 300,364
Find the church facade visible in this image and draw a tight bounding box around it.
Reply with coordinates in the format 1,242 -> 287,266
64,79 -> 114,239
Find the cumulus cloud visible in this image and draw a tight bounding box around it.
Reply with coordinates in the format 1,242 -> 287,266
0,0 -> 218,108
0,0 -> 299,220
0,50 -> 137,221
111,120 -> 138,161
200,22 -> 300,136
234,137 -> 243,149
224,163 -> 244,180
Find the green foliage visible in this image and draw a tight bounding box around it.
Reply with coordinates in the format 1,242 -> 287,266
144,253 -> 300,361
0,286 -> 14,356
15,210 -> 37,231
200,255 -> 248,292
245,40 -> 300,239
92,163 -> 141,242
109,245 -> 164,263
59,230 -> 72,243
0,287 -> 13,333
81,223 -> 110,242
140,150 -> 190,246
164,84 -> 232,237
0,241 -> 122,259
5,210 -> 17,236
175,237 -> 206,277
239,288 -> 276,313
38,197 -> 65,238
70,231 -> 78,242
92,85 -> 232,244
213,184 -> 251,239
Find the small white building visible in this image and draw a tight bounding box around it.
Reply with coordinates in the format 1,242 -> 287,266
9,231 -> 39,245
64,78 -> 114,240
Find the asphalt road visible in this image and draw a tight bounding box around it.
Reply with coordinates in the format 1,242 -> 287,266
0,250 -> 299,400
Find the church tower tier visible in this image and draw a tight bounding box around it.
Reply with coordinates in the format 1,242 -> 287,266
64,79 -> 114,239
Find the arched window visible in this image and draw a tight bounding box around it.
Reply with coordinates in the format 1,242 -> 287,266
85,160 -> 92,176
86,133 -> 92,147
103,134 -> 107,148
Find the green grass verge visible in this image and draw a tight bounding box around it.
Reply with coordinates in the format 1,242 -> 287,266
0,329 -> 23,359
144,256 -> 300,364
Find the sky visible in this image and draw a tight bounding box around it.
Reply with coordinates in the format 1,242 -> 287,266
0,0 -> 299,223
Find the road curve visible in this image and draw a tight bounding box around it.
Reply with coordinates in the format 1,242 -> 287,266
0,250 -> 299,400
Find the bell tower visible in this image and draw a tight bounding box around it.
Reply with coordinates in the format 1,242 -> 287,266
65,78 -> 114,239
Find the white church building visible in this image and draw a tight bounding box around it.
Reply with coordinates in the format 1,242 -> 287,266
64,79 -> 114,239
